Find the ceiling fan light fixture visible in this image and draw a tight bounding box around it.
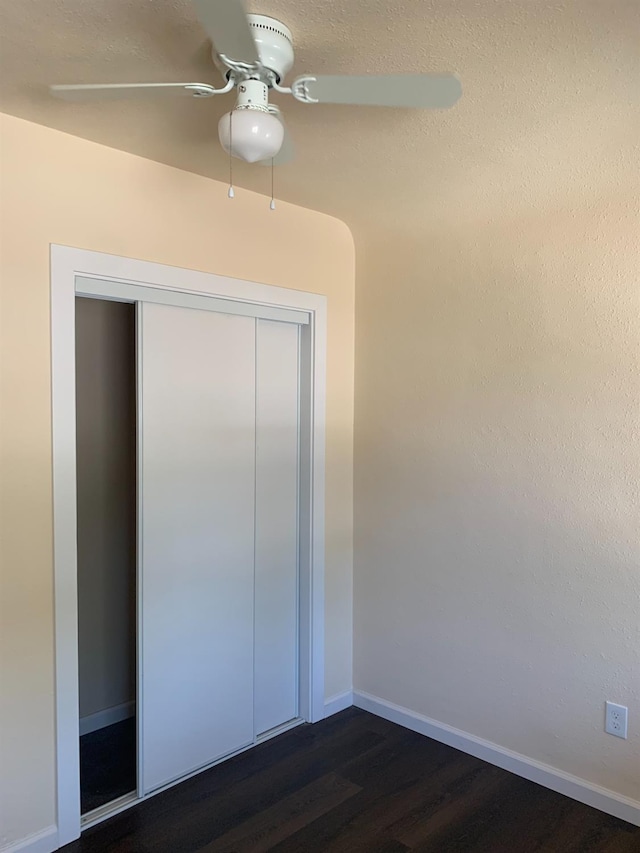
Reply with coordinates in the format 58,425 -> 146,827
218,108 -> 284,164
49,2 -> 462,169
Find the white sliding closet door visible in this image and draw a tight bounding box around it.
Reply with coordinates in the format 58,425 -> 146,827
254,319 -> 300,735
140,303 -> 256,793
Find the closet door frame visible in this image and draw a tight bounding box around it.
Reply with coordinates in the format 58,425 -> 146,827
51,245 -> 327,847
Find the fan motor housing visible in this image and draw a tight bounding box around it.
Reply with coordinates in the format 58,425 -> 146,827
213,14 -> 294,84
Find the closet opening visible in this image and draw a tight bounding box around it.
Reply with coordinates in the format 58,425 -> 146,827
52,248 -> 326,845
75,296 -> 137,817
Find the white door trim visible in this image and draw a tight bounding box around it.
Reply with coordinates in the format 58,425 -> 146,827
74,275 -> 311,324
50,244 -> 327,848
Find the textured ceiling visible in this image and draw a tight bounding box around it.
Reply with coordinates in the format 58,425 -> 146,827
1,1 -> 638,238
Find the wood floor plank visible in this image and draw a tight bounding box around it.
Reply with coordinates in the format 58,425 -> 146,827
409,774 -> 638,853
136,725 -> 382,852
397,764 -> 508,849
310,752 -> 484,853
363,841 -> 411,853
270,735 -> 488,852
599,831 -> 640,853
438,778 -> 629,853
200,773 -> 361,853
61,709 -> 640,853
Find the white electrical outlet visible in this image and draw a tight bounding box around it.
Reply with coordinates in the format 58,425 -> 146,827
605,701 -> 628,739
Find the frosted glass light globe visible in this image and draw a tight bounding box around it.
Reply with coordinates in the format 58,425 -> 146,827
218,109 -> 284,164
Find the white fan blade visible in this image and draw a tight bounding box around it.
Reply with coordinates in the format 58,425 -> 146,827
193,0 -> 259,65
259,112 -> 294,166
50,83 -> 218,101
296,74 -> 462,109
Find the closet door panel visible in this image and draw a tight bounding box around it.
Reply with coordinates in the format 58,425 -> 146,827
254,319 -> 300,735
140,303 -> 256,793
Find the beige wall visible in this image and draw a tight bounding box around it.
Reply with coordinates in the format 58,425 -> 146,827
76,298 -> 136,721
353,169 -> 640,797
0,113 -> 354,847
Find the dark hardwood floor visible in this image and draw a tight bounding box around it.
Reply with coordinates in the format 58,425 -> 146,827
62,708 -> 640,852
80,717 -> 136,814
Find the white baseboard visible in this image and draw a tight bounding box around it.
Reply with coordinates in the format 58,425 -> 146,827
0,826 -> 58,853
79,700 -> 135,736
353,690 -> 640,827
324,690 -> 354,718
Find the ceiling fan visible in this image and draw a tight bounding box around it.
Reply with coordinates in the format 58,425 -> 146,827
50,0 -> 462,166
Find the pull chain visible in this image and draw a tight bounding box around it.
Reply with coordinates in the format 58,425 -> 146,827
227,110 -> 234,198
269,157 -> 276,210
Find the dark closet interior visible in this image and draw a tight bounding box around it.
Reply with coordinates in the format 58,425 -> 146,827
75,297 -> 137,814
